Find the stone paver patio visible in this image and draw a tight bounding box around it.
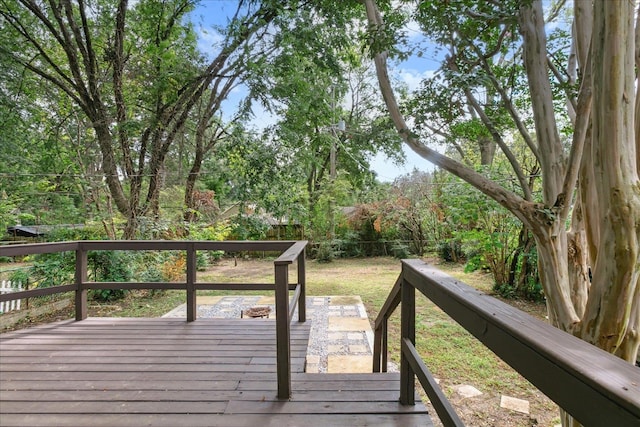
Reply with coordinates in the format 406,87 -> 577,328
163,295 -> 374,373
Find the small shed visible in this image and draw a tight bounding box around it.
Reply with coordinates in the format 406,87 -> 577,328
6,225 -> 47,238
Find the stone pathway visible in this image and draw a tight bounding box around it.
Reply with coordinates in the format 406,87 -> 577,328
164,295 -> 533,416
163,295 -> 374,373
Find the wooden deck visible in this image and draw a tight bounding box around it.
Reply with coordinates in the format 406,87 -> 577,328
0,317 -> 431,426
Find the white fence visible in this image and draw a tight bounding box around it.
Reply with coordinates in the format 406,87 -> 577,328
0,281 -> 22,313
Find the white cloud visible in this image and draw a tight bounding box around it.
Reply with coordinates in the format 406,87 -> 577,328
397,68 -> 436,92
371,145 -> 434,182
196,28 -> 224,60
404,19 -> 424,41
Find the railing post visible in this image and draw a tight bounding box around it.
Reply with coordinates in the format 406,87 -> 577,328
373,321 -> 389,373
297,249 -> 306,323
373,324 -> 382,373
382,321 -> 388,372
74,243 -> 87,321
275,261 -> 291,399
399,275 -> 415,405
186,243 -> 197,322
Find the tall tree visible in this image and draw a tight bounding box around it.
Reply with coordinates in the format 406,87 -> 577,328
0,0 -> 283,238
363,0 -> 639,394
257,24 -> 403,237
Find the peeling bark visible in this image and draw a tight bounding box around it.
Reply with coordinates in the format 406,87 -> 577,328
580,0 -> 640,358
363,0 -> 639,363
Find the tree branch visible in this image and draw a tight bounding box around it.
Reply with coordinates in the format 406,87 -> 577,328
45,0 -> 91,102
0,7 -> 81,100
464,88 -> 533,201
363,0 -> 534,228
558,45 -> 592,222
465,39 -> 541,162
518,0 -> 564,204
547,55 -> 577,113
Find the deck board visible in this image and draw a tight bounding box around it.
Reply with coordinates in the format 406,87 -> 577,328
0,317 -> 432,426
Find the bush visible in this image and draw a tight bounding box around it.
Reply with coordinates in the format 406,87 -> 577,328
493,245 -> 543,302
390,241 -> 410,259
45,223 -> 109,241
313,240 -> 342,263
31,252 -> 76,288
9,269 -> 30,287
436,239 -> 464,262
187,222 -> 232,270
334,231 -> 363,258
229,214 -> 270,240
161,253 -> 186,282
140,265 -> 163,283
88,251 -> 134,302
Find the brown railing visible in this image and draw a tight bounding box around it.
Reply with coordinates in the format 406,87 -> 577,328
0,240 -> 307,399
373,259 -> 640,427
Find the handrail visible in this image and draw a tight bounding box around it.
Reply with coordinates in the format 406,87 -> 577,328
0,240 -> 307,400
372,275 -> 401,372
373,259 -> 640,427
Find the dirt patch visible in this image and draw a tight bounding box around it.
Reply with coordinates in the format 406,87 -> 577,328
201,258 -> 275,279
425,389 -> 557,427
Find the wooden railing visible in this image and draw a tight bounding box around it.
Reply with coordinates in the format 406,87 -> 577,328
373,259 -> 640,427
0,240 -> 307,399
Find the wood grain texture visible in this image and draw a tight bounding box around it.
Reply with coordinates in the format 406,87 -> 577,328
0,317 -> 431,427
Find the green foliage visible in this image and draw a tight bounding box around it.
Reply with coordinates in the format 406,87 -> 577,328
9,269 -> 30,287
45,223 -> 109,242
18,213 -> 36,226
31,252 -> 76,288
0,193 -> 18,235
313,240 -> 342,263
390,241 -> 410,259
88,251 -> 134,302
229,215 -> 270,240
509,244 -> 543,301
188,222 -> 232,241
139,265 -> 164,283
437,239 -> 464,263
187,222 -> 233,269
333,230 -> 364,258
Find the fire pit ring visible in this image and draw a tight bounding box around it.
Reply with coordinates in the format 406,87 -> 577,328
241,306 -> 271,318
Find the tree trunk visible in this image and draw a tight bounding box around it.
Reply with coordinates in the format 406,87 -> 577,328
580,0 -> 640,358
478,136 -> 495,166
363,1 -> 639,426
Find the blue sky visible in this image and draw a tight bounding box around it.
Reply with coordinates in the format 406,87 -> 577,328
189,1 -> 438,182
188,1 -> 570,182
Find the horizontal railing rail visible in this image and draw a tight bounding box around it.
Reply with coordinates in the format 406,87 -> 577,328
0,240 -> 307,399
373,259 -> 640,427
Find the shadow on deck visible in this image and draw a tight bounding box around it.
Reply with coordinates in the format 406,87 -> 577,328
0,317 -> 431,427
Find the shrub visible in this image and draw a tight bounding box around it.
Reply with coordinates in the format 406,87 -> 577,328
390,241 -> 411,259
229,214 -> 270,240
31,252 -> 76,288
314,240 -> 342,263
187,222 -> 232,269
88,251 -> 133,302
436,239 -> 464,262
161,253 -> 186,282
